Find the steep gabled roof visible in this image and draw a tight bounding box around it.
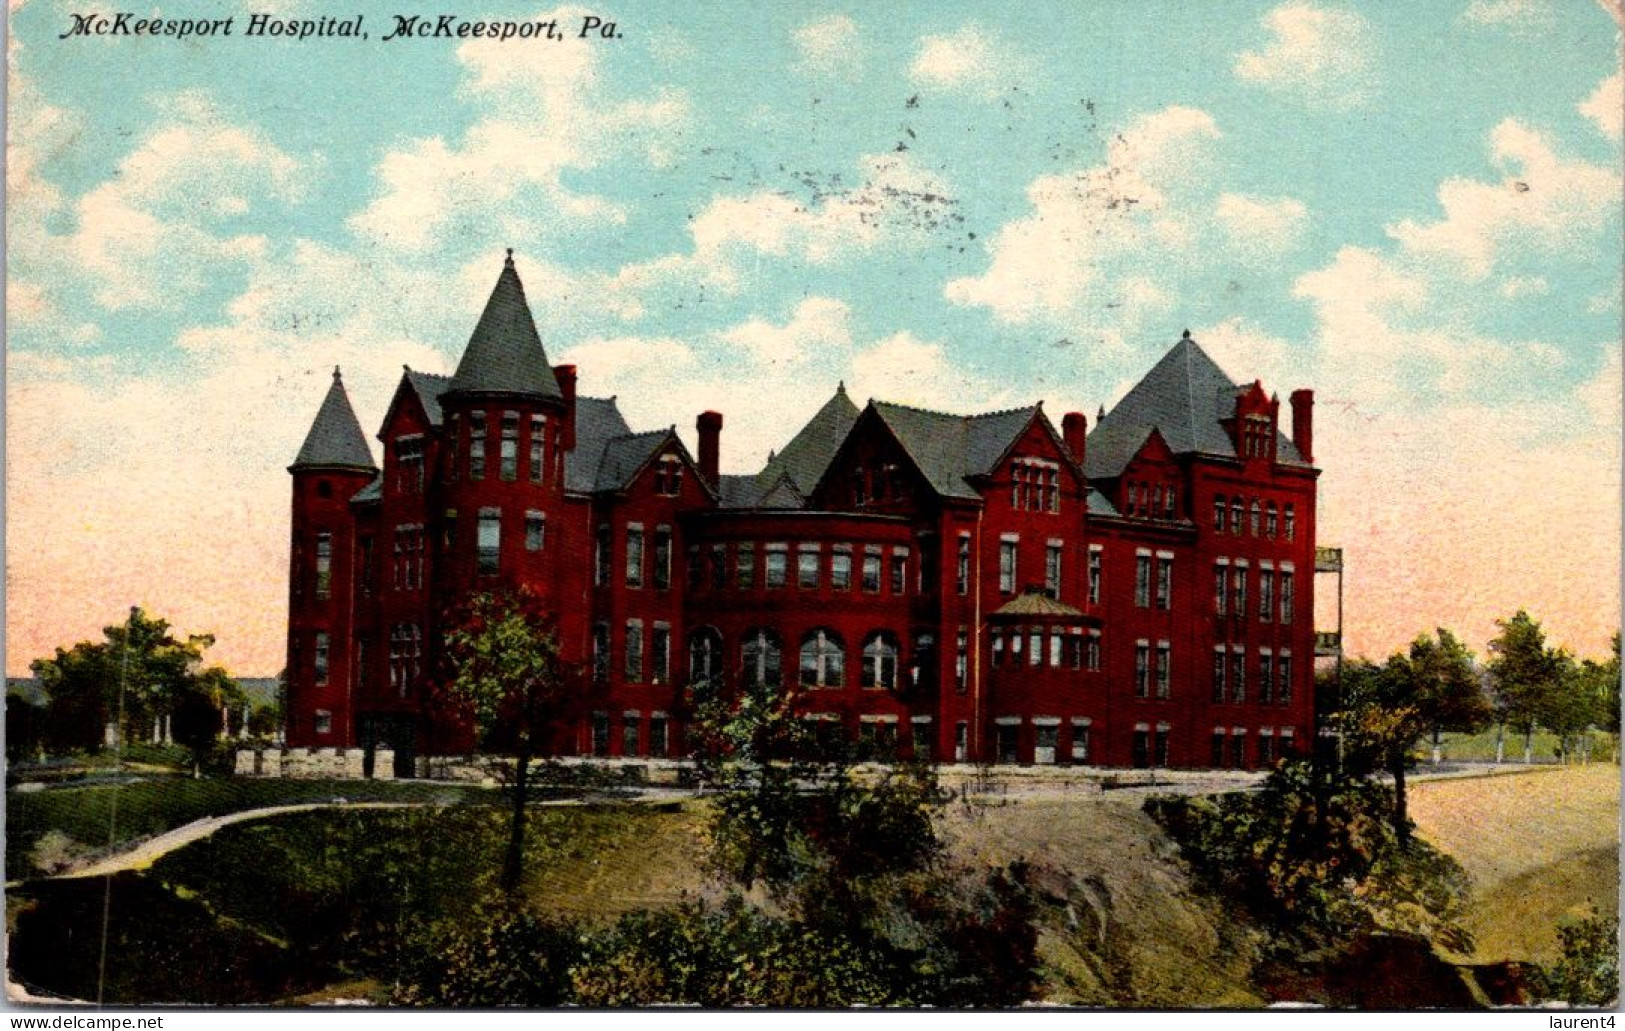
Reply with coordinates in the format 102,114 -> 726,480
594,429 -> 674,492
292,368 -> 376,471
404,369 -> 451,426
1086,332 -> 1307,479
868,401 -> 1044,500
756,384 -> 860,497
446,252 -> 563,400
563,396 -> 633,493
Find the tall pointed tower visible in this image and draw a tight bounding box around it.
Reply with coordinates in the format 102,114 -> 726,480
435,250 -> 574,601
287,368 -> 377,747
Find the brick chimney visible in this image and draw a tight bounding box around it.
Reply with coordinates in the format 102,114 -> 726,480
554,364 -> 577,452
1290,389 -> 1313,464
697,410 -> 723,488
1062,411 -> 1087,469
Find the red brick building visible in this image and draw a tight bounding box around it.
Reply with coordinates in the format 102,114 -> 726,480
286,253 -> 1320,773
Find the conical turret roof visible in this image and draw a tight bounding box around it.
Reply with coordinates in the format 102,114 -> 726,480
446,250 -> 562,399
292,368 -> 376,471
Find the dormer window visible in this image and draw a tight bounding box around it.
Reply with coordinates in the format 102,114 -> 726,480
1013,458 -> 1060,513
654,454 -> 683,496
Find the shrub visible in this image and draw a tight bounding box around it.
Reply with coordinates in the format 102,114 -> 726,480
1537,911 -> 1619,1008
392,911 -> 583,1007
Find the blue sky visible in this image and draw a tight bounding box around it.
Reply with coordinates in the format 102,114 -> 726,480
6,0 -> 1622,673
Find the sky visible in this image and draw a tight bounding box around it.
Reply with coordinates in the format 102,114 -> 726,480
5,0 -> 1622,676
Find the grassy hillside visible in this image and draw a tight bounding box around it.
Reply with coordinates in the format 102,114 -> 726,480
1408,764 -> 1620,965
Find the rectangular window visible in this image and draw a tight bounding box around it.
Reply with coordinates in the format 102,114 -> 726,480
1029,628 -> 1043,666
1266,504 -> 1278,539
1155,726 -> 1170,767
442,510 -> 458,553
1071,722 -> 1091,763
799,544 -> 821,589
1135,552 -> 1151,607
1259,732 -> 1275,766
1284,504 -> 1296,541
955,628 -> 968,693
891,548 -> 908,595
711,543 -> 727,589
625,525 -> 644,588
1133,729 -> 1150,768
648,715 -> 669,758
913,719 -> 934,763
1214,496 -> 1226,531
592,712 -> 610,756
1231,649 -> 1246,704
1214,561 -> 1228,615
313,631 -> 329,685
831,547 -> 852,590
1086,631 -> 1101,671
1045,542 -> 1063,599
1279,654 -> 1294,704
1260,569 -> 1275,622
592,624 -> 609,683
862,548 -> 882,593
1135,642 -> 1150,698
622,714 -> 640,757
1231,732 -> 1246,769
1049,632 -> 1063,668
525,511 -> 546,552
1035,724 -> 1059,765
314,710 -> 332,736
957,534 -> 971,595
395,437 -> 424,494
314,533 -> 332,600
500,411 -> 519,481
1231,499 -> 1243,535
595,525 -> 611,587
955,721 -> 969,762
999,539 -> 1018,594
477,511 -> 501,576
1260,652 -> 1275,704
1155,555 -> 1172,610
529,415 -> 546,483
687,544 -> 702,589
469,411 -> 486,480
358,536 -> 374,596
1280,571 -> 1295,625
625,621 -> 643,683
651,625 -> 671,685
1212,730 -> 1227,768
1212,648 -> 1227,703
767,544 -> 789,588
654,526 -> 672,590
737,542 -> 756,588
1233,565 -> 1248,618
1156,641 -> 1171,699
1088,546 -> 1102,605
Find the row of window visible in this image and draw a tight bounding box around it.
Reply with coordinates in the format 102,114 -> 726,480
1010,458 -> 1063,513
444,410 -> 561,487
1211,646 -> 1295,705
596,524 -> 677,590
990,626 -> 1103,672
595,625 -> 908,691
1132,550 -> 1174,609
1213,495 -> 1295,540
669,538 -> 917,596
589,709 -> 676,758
1213,559 -> 1296,624
310,624 -> 424,698
1123,480 -> 1177,520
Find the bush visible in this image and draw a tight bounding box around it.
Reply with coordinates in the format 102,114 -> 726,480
1537,911 -> 1619,1008
393,911 -> 582,1007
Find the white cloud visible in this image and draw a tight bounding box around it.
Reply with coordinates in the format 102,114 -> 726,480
1234,3 -> 1374,108
1216,193 -> 1309,255
909,24 -> 1022,96
1580,72 -> 1623,142
348,5 -> 688,253
792,15 -> 862,77
720,297 -> 853,366
1387,118 -> 1621,280
1498,275 -> 1549,298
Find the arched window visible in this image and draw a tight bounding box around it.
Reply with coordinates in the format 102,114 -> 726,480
688,627 -> 723,686
1266,502 -> 1278,539
799,629 -> 845,688
741,627 -> 783,689
861,631 -> 900,690
1250,499 -> 1262,536
1230,498 -> 1243,535
1213,494 -> 1226,531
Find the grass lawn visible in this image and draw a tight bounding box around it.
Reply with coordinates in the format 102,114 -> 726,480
5,777 -> 488,877
1429,727 -> 1617,764
1408,764 -> 1620,965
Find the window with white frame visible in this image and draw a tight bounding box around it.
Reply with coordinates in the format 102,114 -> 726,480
862,631 -> 900,689
799,628 -> 845,688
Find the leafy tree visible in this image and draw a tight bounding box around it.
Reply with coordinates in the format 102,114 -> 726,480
439,587 -> 581,899
29,608 -> 226,756
1338,629 -> 1487,841
1538,910 -> 1619,1007
1487,611 -> 1567,764
170,666 -> 246,775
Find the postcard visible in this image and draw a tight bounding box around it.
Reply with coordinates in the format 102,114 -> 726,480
6,0 -> 1621,1012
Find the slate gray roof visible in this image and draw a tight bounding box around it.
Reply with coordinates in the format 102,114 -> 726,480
351,472 -> 383,504
292,369 -> 377,471
1086,490 -> 1119,516
717,474 -> 765,508
564,396 -> 634,493
405,369 -> 451,425
1085,334 -> 1307,480
869,402 -> 1044,500
757,385 -> 860,497
446,253 -> 563,400
594,429 -> 673,492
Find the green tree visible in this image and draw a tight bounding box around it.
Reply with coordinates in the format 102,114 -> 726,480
30,608 -> 224,756
170,666 -> 246,775
439,588 -> 580,899
1338,630 -> 1486,842
1487,611 -> 1567,764
1540,910 -> 1619,1007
